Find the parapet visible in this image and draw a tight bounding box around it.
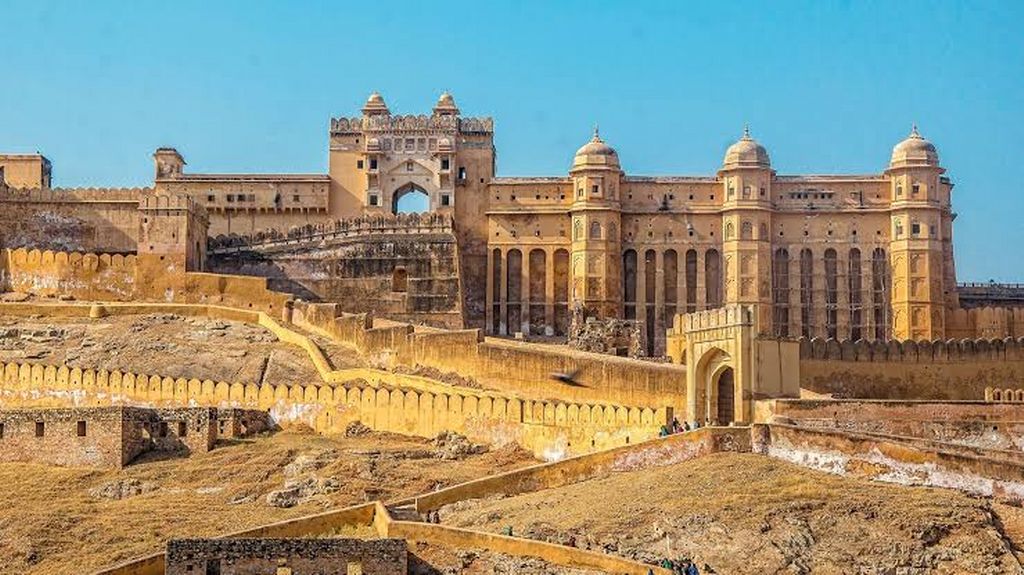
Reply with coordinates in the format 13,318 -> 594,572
208,212 -> 454,252
796,335 -> 1024,363
673,305 -> 755,334
330,114 -> 493,135
0,186 -> 147,203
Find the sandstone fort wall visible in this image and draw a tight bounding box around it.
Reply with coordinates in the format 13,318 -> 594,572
294,302 -> 689,416
0,187 -> 142,253
797,335 -> 1024,400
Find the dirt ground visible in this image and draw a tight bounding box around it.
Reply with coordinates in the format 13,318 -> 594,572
0,428 -> 536,575
0,313 -> 366,385
407,541 -> 604,575
442,452 -> 1024,575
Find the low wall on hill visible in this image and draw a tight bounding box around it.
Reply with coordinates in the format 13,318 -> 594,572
754,423 -> 1024,503
294,302 -> 689,416
765,399 -> 1024,452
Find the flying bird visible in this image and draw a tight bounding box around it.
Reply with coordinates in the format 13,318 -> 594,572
550,369 -> 584,387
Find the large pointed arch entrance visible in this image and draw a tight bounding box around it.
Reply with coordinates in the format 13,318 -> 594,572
392,183 -> 430,214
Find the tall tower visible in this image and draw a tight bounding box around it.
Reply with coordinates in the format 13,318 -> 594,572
569,129 -> 623,320
886,126 -> 949,340
718,127 -> 774,333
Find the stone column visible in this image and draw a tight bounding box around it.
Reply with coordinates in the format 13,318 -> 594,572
544,248 -> 555,336
520,252 -> 530,335
498,249 -> 508,336
485,249 -> 495,334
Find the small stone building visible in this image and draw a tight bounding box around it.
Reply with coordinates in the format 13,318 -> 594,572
165,538 -> 408,575
0,406 -> 220,468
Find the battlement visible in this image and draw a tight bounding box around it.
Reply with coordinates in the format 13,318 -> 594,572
331,114 -> 493,135
6,248 -> 137,270
673,304 -> 755,334
797,334 -> 1024,363
208,212 -> 454,252
0,186 -> 146,203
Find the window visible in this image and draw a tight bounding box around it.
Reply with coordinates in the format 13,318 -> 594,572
357,160 -> 364,169
77,421 -> 86,437
577,188 -> 583,198
206,194 -> 215,202
760,187 -> 766,196
743,185 -> 751,198
406,161 -> 414,172
35,421 -> 44,437
912,184 -> 920,195
369,195 -> 379,207
0,423 -> 4,439
441,194 -> 451,207
896,185 -> 902,197
441,158 -> 450,170
226,194 -> 235,202
458,167 -> 467,180
591,184 -> 599,194
369,158 -> 377,170
911,223 -> 921,236
178,421 -> 187,437
293,194 -> 300,203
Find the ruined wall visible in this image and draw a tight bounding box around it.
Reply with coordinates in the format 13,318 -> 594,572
0,188 -> 143,253
165,538 -> 407,575
294,303 -> 689,416
2,248 -> 137,300
208,213 -> 462,327
0,406 -> 130,468
753,424 -> 1024,503
767,399 -> 1024,452
798,335 -> 1024,400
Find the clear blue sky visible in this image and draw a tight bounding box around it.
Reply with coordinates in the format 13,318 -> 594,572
1,1 -> 1021,281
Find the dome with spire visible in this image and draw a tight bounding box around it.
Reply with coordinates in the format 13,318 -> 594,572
433,91 -> 460,116
722,126 -> 771,170
571,127 -> 620,170
889,125 -> 940,170
362,92 -> 390,116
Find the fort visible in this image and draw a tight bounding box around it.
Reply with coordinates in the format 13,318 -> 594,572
0,93 -> 1022,574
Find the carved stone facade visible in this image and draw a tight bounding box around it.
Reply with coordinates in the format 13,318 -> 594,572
0,94 -> 1003,348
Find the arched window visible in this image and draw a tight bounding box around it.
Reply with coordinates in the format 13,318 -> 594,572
705,249 -> 722,309
725,222 -> 735,240
391,267 -> 408,293
685,249 -> 698,313
741,221 -> 753,240
872,248 -> 888,340
589,221 -> 602,239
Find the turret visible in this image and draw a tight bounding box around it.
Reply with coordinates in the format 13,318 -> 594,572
361,92 -> 390,116
885,126 -> 950,340
153,148 -> 185,180
568,128 -> 623,321
718,127 -> 774,332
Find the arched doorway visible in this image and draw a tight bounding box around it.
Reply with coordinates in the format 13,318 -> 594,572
393,184 -> 429,214
715,367 -> 735,424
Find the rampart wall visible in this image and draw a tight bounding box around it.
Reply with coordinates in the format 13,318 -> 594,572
0,187 -> 143,253
797,335 -> 1024,400
2,248 -> 137,300
165,538 -> 407,575
294,302 -> 689,416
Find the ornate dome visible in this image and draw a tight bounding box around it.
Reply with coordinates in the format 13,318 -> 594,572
362,92 -> 390,116
889,125 -> 940,170
571,127 -> 620,170
433,91 -> 460,115
722,126 -> 770,170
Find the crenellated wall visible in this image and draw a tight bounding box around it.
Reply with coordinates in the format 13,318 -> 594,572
797,334 -> 1024,400
0,358 -> 665,459
2,248 -> 137,300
